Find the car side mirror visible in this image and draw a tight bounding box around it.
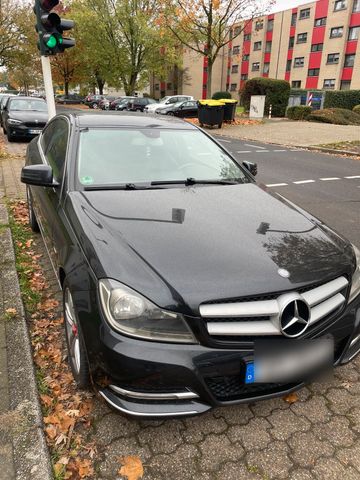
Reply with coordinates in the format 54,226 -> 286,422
21,165 -> 59,188
242,161 -> 258,177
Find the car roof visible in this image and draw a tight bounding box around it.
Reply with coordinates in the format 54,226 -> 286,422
62,112 -> 197,130
8,96 -> 45,101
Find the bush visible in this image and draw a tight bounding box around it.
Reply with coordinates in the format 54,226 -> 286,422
307,108 -> 360,125
324,90 -> 360,111
241,77 -> 290,117
286,106 -> 312,120
212,91 -> 232,100
353,105 -> 360,114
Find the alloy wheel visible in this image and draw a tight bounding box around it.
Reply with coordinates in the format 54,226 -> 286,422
64,288 -> 81,374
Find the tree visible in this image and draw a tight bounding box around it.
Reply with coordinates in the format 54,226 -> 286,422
165,0 -> 274,97
0,0 -> 30,68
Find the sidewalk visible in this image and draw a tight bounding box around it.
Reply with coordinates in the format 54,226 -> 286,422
0,144 -> 52,480
217,119 -> 360,148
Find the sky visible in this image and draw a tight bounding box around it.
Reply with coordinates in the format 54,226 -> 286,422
271,0 -> 315,12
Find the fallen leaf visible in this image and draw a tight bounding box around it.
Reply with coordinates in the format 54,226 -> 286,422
118,456 -> 144,480
283,392 -> 299,404
76,458 -> 94,478
45,424 -> 58,440
5,308 -> 17,317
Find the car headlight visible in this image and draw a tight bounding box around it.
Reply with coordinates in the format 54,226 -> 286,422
99,279 -> 197,343
349,244 -> 360,303
8,119 -> 22,125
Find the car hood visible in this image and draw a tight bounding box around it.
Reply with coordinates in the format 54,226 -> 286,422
145,103 -> 164,111
67,184 -> 354,315
9,110 -> 48,123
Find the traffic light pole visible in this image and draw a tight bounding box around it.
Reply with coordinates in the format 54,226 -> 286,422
41,55 -> 56,119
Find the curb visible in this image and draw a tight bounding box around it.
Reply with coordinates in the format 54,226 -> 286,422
303,146 -> 360,158
0,202 -> 53,480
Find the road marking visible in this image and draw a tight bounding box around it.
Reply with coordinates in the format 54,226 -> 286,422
345,175 -> 360,179
245,144 -> 266,149
236,150 -> 252,153
266,183 -> 288,187
218,139 -> 231,143
256,150 -> 270,153
273,149 -> 287,152
320,177 -> 340,181
293,180 -> 315,184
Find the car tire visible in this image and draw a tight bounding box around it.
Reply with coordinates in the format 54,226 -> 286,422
92,103 -> 98,109
63,283 -> 90,389
168,112 -> 174,116
26,187 -> 39,232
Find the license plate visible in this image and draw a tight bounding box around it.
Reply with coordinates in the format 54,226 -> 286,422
29,129 -> 42,134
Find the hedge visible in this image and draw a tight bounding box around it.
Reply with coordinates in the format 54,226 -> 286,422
241,78 -> 290,117
353,105 -> 360,114
307,108 -> 360,125
286,106 -> 312,120
324,90 -> 360,111
212,91 -> 232,100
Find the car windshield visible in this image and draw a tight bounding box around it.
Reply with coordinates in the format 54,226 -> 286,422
77,128 -> 250,187
159,96 -> 170,104
9,99 -> 47,112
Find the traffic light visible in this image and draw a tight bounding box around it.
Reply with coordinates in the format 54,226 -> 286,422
34,0 -> 75,56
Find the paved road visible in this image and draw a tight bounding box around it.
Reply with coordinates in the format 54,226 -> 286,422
3,126 -> 360,480
215,136 -> 360,247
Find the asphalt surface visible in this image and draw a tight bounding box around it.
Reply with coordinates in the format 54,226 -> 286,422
214,135 -> 360,247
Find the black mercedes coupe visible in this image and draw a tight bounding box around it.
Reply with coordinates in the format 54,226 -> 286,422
21,113 -> 360,418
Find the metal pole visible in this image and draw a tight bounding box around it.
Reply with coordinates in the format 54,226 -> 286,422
41,56 -> 56,119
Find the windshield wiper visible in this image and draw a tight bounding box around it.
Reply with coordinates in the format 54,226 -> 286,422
151,178 -> 240,186
83,183 -> 164,191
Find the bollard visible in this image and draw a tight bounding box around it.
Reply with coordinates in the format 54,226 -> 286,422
269,104 -> 272,119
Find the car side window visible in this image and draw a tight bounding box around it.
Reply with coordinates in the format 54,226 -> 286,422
41,122 -> 55,152
44,119 -> 69,182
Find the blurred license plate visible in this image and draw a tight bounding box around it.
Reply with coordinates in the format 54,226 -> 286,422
245,337 -> 333,384
29,129 -> 42,134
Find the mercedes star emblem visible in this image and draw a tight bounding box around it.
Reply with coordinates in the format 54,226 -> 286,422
280,298 -> 311,338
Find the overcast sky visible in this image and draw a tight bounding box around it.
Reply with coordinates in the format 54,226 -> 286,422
271,0 -> 314,12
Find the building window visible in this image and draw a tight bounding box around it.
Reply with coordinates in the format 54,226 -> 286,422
241,74 -> 248,80
231,64 -> 239,74
166,82 -> 172,90
244,33 -> 251,41
311,43 -> 323,52
263,63 -> 270,74
255,20 -> 264,30
323,79 -> 336,89
314,17 -> 326,26
292,80 -> 302,88
340,80 -> 351,89
294,57 -> 305,67
233,45 -> 240,55
286,59 -> 292,71
297,32 -> 308,43
243,54 -> 250,61
344,53 -> 355,67
234,26 -> 241,36
334,0 -> 347,11
308,68 -> 320,76
348,26 -> 360,40
267,19 -> 274,31
265,41 -> 272,52
252,62 -> 260,71
155,84 -> 160,91
230,83 -> 237,92
354,0 -> 360,12
327,53 -> 340,64
330,26 -> 343,38
289,36 -> 295,48
254,41 -> 262,51
291,12 -> 297,26
299,8 -> 311,19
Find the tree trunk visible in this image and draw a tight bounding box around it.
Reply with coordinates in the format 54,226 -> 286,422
65,81 -> 69,96
96,74 -> 105,95
206,61 -> 213,99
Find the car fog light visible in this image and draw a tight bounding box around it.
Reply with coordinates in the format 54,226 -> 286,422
349,244 -> 360,304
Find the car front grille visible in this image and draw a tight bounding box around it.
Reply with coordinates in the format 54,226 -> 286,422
24,121 -> 46,128
201,276 -> 349,340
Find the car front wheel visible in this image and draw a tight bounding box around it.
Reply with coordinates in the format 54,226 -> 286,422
26,187 -> 39,232
64,284 -> 90,388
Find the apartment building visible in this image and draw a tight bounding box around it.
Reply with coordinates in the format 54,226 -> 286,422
151,0 -> 360,99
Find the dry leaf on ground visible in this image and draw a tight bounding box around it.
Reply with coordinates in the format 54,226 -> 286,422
283,392 -> 299,404
118,456 -> 144,480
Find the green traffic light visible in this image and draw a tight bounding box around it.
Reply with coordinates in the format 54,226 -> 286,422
45,35 -> 57,48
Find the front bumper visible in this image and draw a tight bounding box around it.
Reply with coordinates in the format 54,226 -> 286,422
7,124 -> 44,138
90,294 -> 360,419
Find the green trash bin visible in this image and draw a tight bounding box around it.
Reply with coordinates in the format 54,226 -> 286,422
197,100 -> 225,128
219,99 -> 237,121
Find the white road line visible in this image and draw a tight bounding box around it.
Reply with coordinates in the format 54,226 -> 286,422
256,150 -> 269,153
218,139 -> 231,143
236,150 -> 252,153
245,144 -> 266,149
273,149 -> 287,152
293,180 -> 315,184
345,175 -> 360,179
320,177 -> 340,181
266,183 -> 288,187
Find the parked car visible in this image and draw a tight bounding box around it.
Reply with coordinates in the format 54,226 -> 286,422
3,96 -> 48,142
84,94 -> 106,109
0,94 -> 16,127
114,97 -> 136,111
21,112 -> 360,419
144,95 -> 194,114
55,94 -> 84,105
99,96 -> 117,110
109,97 -> 126,110
156,100 -> 198,118
126,97 -> 157,112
